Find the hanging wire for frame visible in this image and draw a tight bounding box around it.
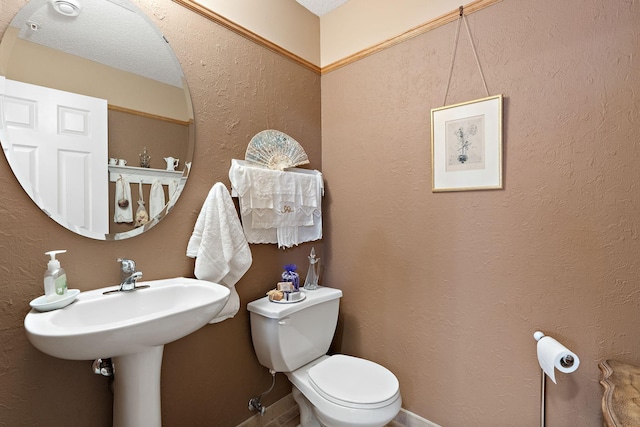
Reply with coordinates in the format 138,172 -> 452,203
442,5 -> 491,106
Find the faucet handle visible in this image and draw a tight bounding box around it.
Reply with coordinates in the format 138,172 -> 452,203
117,258 -> 136,273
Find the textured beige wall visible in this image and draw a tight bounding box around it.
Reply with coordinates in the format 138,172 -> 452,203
195,0 -> 320,65
322,0 -> 640,425
320,0 -> 463,67
0,0 -> 320,426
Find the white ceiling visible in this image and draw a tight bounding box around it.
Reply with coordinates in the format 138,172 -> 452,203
9,0 -> 184,87
296,0 -> 350,16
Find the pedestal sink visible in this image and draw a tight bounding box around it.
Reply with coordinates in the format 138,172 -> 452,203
24,277 -> 230,427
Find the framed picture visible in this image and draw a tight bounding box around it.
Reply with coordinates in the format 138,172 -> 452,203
431,94 -> 503,192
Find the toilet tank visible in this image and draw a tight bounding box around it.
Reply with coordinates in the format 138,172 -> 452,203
247,286 -> 342,372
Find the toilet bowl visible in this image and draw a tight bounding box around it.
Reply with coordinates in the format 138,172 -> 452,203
287,355 -> 401,427
247,286 -> 402,427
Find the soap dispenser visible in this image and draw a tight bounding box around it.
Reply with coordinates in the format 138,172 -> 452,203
44,250 -> 68,301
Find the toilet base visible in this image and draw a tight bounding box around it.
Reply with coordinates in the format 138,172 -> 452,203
293,385 -> 322,427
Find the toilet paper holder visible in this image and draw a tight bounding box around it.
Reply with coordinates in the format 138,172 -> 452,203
559,354 -> 575,368
533,331 -> 580,427
533,331 -> 577,370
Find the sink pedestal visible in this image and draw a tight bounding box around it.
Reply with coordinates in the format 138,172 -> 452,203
113,345 -> 164,427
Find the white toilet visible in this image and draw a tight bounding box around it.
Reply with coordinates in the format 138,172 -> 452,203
247,286 -> 401,427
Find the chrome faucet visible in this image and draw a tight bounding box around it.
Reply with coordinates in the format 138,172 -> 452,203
117,258 -> 136,279
117,258 -> 142,292
119,271 -> 143,292
103,258 -> 147,295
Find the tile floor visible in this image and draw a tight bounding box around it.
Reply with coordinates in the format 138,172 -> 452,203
240,394 -> 408,427
262,405 -> 299,427
261,406 -> 401,427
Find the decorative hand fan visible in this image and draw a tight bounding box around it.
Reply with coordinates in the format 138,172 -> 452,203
245,130 -> 309,171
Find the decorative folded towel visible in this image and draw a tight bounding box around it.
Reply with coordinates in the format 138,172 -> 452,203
149,179 -> 166,219
277,209 -> 323,248
229,159 -> 320,210
114,175 -> 133,223
167,179 -> 181,211
229,159 -> 323,249
250,204 -> 317,229
237,199 -> 278,245
187,182 -> 252,323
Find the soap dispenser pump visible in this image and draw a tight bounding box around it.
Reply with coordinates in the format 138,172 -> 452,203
44,250 -> 68,301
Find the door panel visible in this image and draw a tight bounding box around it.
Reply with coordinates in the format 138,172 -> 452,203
0,77 -> 109,235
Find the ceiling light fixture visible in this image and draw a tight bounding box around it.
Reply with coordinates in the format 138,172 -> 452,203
50,0 -> 82,17
26,21 -> 40,31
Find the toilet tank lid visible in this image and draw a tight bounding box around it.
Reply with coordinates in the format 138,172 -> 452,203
247,286 -> 342,319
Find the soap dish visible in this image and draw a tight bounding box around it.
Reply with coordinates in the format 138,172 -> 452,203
270,292 -> 306,304
30,289 -> 80,312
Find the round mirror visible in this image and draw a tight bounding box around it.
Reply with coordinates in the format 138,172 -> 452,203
0,0 -> 194,240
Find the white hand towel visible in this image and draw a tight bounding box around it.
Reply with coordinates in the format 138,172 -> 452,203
187,182 -> 252,323
149,179 -> 166,219
167,179 -> 181,211
114,175 -> 133,223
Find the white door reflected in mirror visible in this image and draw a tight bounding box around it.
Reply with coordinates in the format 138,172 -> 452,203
1,77 -> 109,236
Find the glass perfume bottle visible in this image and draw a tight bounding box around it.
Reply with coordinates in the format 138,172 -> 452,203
139,147 -> 151,168
303,247 -> 320,290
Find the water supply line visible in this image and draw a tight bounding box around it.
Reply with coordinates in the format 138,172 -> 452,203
92,358 -> 114,377
248,369 -> 276,416
92,358 -> 115,394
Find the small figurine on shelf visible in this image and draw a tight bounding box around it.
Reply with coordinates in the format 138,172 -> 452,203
139,147 -> 151,168
281,264 -> 300,291
303,247 -> 320,290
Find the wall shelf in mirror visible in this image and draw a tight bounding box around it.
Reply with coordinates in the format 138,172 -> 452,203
108,165 -> 188,186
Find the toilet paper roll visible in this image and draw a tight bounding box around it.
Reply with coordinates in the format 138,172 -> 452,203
536,335 -> 580,384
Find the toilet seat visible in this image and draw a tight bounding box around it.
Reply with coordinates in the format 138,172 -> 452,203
307,355 -> 399,410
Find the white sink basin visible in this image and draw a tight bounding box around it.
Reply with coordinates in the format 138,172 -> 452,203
24,277 -> 230,427
24,277 -> 230,360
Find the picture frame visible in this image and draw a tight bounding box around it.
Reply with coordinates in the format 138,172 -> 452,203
431,94 -> 503,192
